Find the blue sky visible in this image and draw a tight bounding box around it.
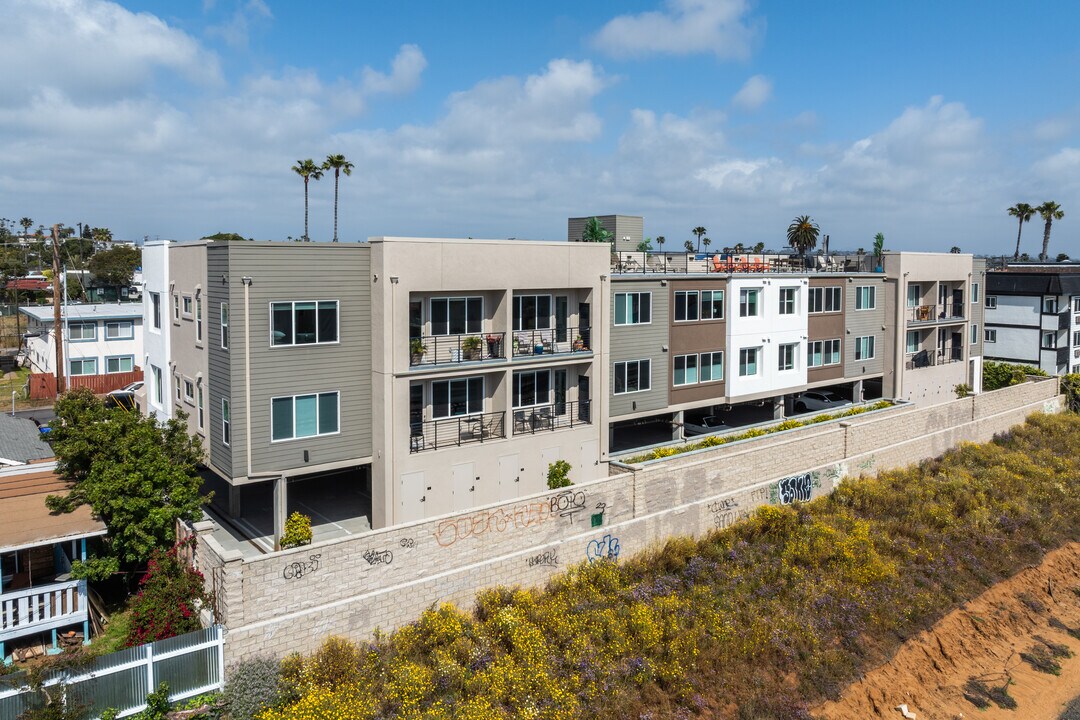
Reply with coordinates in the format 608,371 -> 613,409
1,0 -> 1077,255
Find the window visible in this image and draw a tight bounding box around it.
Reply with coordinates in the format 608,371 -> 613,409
739,288 -> 760,317
104,320 -> 133,340
222,399 -> 231,446
432,377 -> 484,418
431,297 -> 483,335
1043,297 -> 1058,314
701,290 -> 724,319
738,347 -> 760,376
151,293 -> 161,329
173,294 -> 180,321
985,296 -> 997,310
1042,331 -> 1057,349
700,351 -> 723,382
197,385 -> 204,430
778,342 -> 798,371
907,284 -> 921,308
513,295 -> 552,331
985,329 -> 997,343
1073,330 -> 1080,347
808,339 -> 841,367
971,283 -> 980,304
855,286 -> 876,310
808,286 -> 842,313
220,303 -> 230,349
1073,297 -> 1080,313
778,287 -> 797,315
673,354 -> 698,385
905,330 -> 920,354
614,292 -> 651,325
271,300 -> 339,345
153,366 -> 163,404
271,392 -> 340,441
105,355 -> 134,374
183,379 -> 195,404
69,322 -> 96,341
175,375 -> 181,402
614,359 -> 651,394
182,295 -> 193,317
855,336 -> 875,361
971,324 -> 979,345
674,291 -> 699,322
513,370 -> 551,407
195,293 -> 203,342
69,358 -> 97,376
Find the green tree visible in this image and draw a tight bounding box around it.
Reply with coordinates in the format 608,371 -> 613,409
45,389 -> 210,575
636,238 -> 653,252
692,226 -> 707,253
1056,253 -> 1069,262
88,244 -> 140,292
786,215 -> 820,256
201,232 -> 252,242
91,227 -> 113,244
1007,203 -> 1035,260
702,236 -> 712,253
125,541 -> 212,646
580,217 -> 613,244
872,232 -> 885,264
950,246 -> 961,254
683,239 -> 694,253
655,235 -> 666,251
1035,201 -> 1064,261
292,159 -> 324,241
752,242 -> 765,253
19,216 -> 32,238
60,235 -> 97,268
322,154 -> 354,242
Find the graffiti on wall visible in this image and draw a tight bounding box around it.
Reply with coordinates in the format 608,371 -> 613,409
586,534 -> 621,562
399,538 -> 416,549
707,497 -> 750,530
550,489 -> 588,523
432,501 -> 549,547
362,549 -> 394,566
775,472 -> 814,505
283,554 -> 322,581
526,549 -> 560,568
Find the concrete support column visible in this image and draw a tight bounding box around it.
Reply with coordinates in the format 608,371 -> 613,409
772,397 -> 784,420
672,410 -> 684,440
853,379 -> 864,404
272,476 -> 288,550
228,484 -> 242,518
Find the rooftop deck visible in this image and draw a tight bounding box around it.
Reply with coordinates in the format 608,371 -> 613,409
610,251 -> 882,276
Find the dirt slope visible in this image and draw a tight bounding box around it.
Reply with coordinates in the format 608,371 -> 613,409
815,542 -> 1080,720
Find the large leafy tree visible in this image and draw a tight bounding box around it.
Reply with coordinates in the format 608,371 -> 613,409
322,154 -> 354,242
201,232 -> 252,242
692,226 -> 707,253
787,215 -> 820,256
1035,201 -> 1064,261
88,244 -> 141,291
60,235 -> 97,268
45,389 -> 209,577
1007,203 -> 1035,260
292,159 -> 324,241
580,217 -> 613,243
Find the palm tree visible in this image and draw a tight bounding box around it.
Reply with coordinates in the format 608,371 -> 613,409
692,226 -> 707,253
322,154 -> 354,242
683,239 -> 694,253
19,217 -> 32,239
291,159 -> 324,241
702,236 -> 711,254
786,215 -> 820,256
581,217 -> 613,244
1035,201 -> 1064,261
655,235 -> 665,252
949,246 -> 961,254
1007,203 -> 1035,260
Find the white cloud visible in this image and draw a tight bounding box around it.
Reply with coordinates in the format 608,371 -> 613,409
361,44 -> 427,95
205,0 -> 274,49
731,75 -> 771,110
593,0 -> 763,60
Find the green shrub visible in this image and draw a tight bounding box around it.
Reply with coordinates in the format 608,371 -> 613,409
1062,373 -> 1080,412
280,512 -> 312,549
982,360 -> 1048,391
546,459 -> 572,489
224,658 -> 283,720
125,540 -> 211,646
954,383 -> 973,398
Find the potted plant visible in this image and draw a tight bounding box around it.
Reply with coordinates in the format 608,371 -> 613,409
573,334 -> 585,351
872,232 -> 885,272
410,337 -> 427,364
462,335 -> 483,361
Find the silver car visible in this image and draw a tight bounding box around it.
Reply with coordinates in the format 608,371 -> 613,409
792,390 -> 851,413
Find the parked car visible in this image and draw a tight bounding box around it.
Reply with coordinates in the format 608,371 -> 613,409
683,415 -> 729,436
792,390 -> 851,413
104,391 -> 137,411
120,381 -> 144,393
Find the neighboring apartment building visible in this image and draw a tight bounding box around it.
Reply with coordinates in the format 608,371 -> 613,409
984,264 -> 1080,375
567,215 -> 644,253
20,304 -> 143,381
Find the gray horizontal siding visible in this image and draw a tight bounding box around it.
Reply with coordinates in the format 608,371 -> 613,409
206,246 -> 234,477
609,279 -> 669,417
844,280 -> 886,377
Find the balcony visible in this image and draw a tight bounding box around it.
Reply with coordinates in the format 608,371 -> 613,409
510,326 -> 591,358
611,251 -> 878,275
511,400 -> 591,434
908,304 -> 965,324
409,411 -> 506,453
905,346 -> 963,370
410,332 -> 506,367
0,579 -> 87,646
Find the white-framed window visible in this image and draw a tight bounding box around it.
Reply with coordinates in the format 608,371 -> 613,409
907,284 -> 921,308
432,376 -> 484,417
195,292 -> 203,342
105,355 -> 134,374
104,320 -> 133,340
513,295 -> 552,331
700,351 -> 723,382
855,286 -> 876,311
173,294 -> 180,321
674,291 -> 699,322
985,296 -> 997,310
69,358 -> 97,376
614,359 -> 651,394
151,292 -> 162,329
69,322 -> 96,341
152,365 -> 163,404
182,295 -> 193,317
778,287 -> 797,315
738,347 -> 760,376
778,342 -> 798,371
701,290 -> 724,320
809,286 -> 842,313
985,328 -> 997,343
271,392 -> 340,441
808,338 -> 841,367
222,398 -> 231,446
197,384 -> 204,431
512,369 -> 551,407
1073,330 -> 1080,346
220,303 -> 230,349
175,375 -> 181,402
183,378 -> 195,404
1073,297 -> 1080,313
905,330 -> 920,354
971,283 -> 980,304
614,292 -> 651,326
1043,297 -> 1058,314
673,354 -> 698,386
854,336 -> 875,361
970,324 -> 979,345
271,300 -> 339,346
1042,331 -> 1057,348
739,288 -> 761,317
431,296 -> 483,335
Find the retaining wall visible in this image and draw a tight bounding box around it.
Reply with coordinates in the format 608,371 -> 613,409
206,378 -> 1063,666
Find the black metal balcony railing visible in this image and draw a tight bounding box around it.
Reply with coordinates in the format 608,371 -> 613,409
905,346 -> 963,370
410,332 -> 506,367
409,410 -> 506,453
908,303 -> 965,323
512,400 -> 591,434
510,326 -> 591,357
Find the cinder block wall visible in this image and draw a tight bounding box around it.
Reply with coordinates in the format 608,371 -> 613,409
211,378 -> 1062,666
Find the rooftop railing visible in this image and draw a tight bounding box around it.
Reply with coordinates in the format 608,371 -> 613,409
611,251 -> 881,275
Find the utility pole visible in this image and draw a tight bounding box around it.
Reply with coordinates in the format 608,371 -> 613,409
51,225 -> 65,396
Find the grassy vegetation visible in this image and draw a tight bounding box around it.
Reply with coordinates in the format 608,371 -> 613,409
244,412 -> 1080,720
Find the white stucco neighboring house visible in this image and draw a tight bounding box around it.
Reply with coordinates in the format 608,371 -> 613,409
19,304 -> 144,382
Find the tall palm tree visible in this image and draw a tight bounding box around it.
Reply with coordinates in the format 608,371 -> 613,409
692,226 -> 707,253
1007,203 -> 1035,260
322,154 -> 354,242
655,235 -> 666,252
291,159 -> 324,241
702,236 -> 712,253
1035,201 -> 1064,261
786,215 -> 820,256
19,217 -> 32,239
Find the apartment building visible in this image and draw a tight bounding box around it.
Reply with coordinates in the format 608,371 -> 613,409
20,304 -> 143,382
984,264 -> 1080,375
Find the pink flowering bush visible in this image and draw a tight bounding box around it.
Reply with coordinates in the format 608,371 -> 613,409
125,538 -> 212,646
